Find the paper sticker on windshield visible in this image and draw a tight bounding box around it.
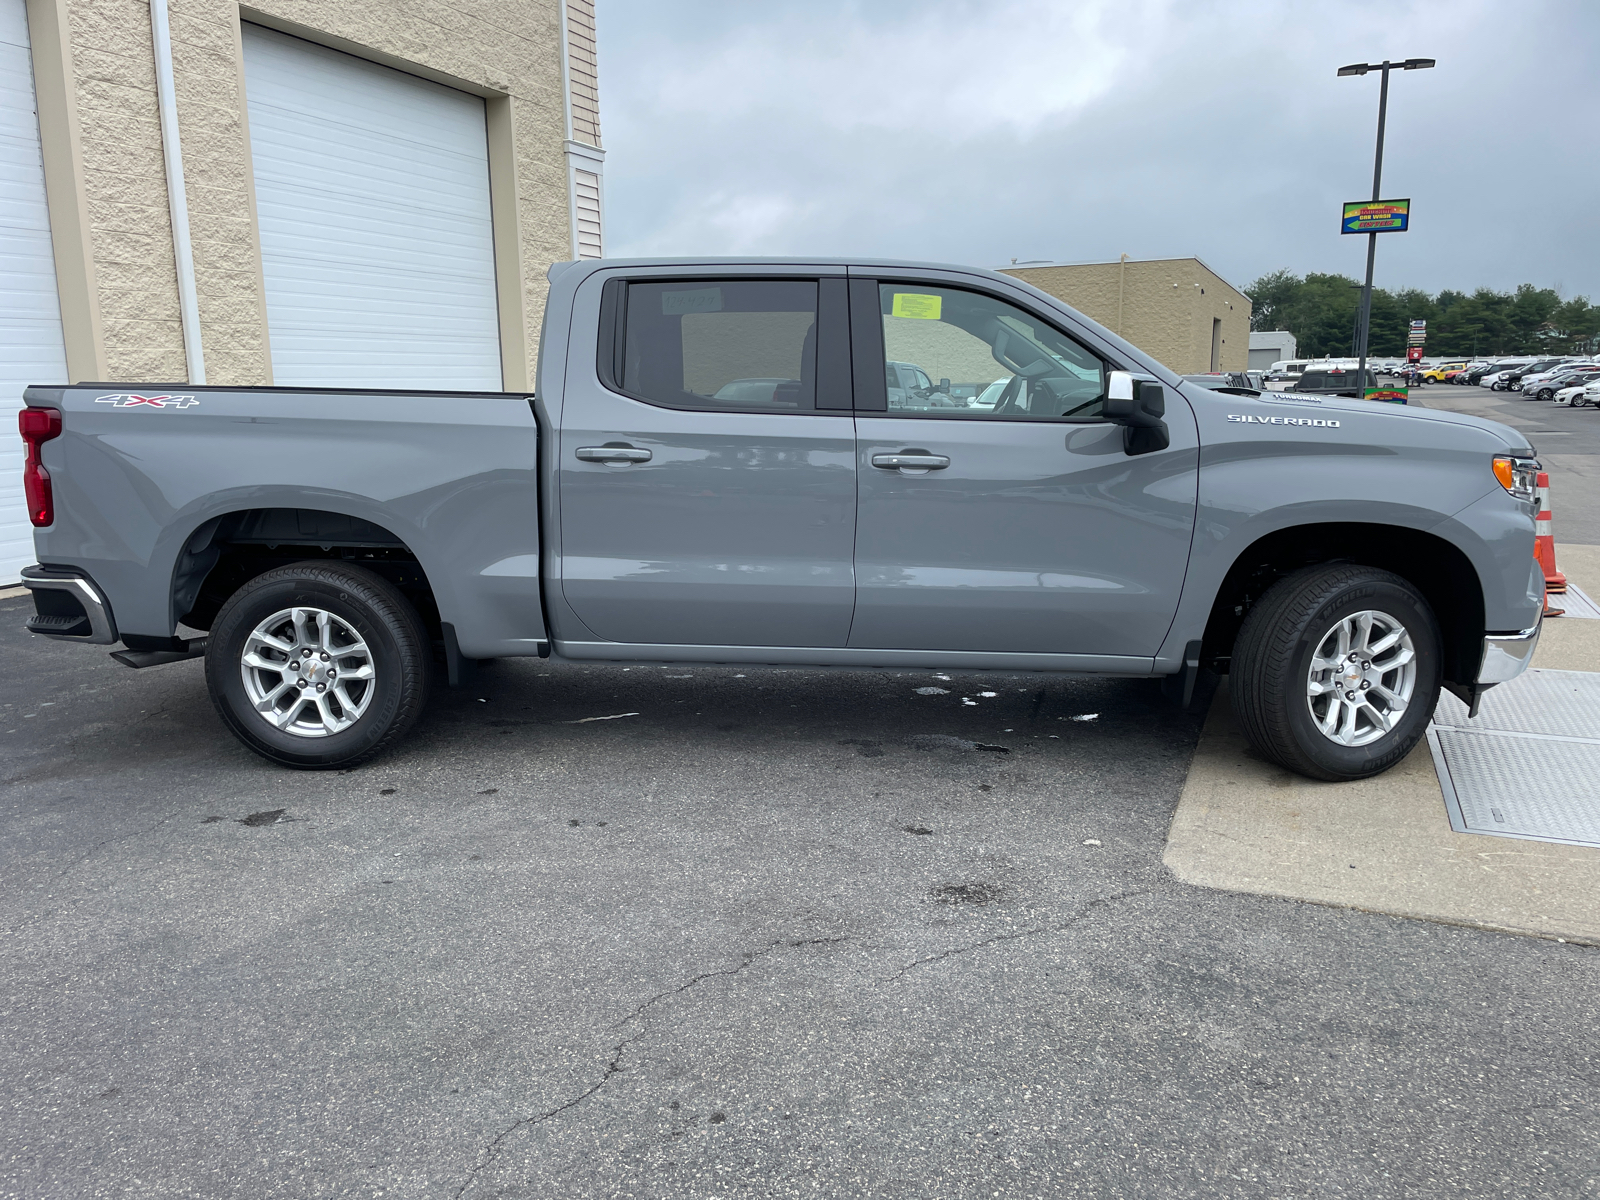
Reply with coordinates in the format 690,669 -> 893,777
661,287 -> 723,315
891,293 -> 942,320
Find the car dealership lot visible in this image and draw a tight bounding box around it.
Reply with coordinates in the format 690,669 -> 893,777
1413,384 -> 1600,544
3,592 -> 1598,1199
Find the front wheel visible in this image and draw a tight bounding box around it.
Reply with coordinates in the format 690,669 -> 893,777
205,561 -> 431,768
1231,565 -> 1441,781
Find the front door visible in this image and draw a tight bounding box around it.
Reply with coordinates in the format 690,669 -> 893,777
557,272 -> 857,647
848,277 -> 1198,657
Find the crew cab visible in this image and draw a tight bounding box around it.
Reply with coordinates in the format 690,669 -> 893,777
19,258 -> 1547,782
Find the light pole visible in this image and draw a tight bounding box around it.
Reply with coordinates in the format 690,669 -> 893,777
1338,57 -> 1433,391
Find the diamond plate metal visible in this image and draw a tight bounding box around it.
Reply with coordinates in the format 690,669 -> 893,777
1428,669 -> 1600,847
1550,584 -> 1600,620
1435,669 -> 1600,741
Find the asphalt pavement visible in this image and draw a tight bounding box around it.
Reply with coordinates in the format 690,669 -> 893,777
3,590 -> 1598,1199
1410,383 -> 1600,544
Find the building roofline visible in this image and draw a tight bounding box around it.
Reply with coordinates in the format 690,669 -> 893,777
1002,256 -> 1251,299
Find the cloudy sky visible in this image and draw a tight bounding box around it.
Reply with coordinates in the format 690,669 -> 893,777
596,0 -> 1599,299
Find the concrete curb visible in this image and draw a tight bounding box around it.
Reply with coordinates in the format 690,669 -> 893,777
1164,543 -> 1600,945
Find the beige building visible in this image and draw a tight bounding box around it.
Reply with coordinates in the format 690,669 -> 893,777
3,0 -> 603,579
999,257 -> 1251,375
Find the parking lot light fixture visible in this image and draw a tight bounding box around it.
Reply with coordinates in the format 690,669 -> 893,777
1340,57 -> 1436,393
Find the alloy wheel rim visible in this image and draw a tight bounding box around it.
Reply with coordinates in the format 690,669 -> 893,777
240,606 -> 376,738
1305,609 -> 1417,747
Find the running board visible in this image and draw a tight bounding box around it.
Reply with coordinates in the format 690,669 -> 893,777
110,638 -> 207,669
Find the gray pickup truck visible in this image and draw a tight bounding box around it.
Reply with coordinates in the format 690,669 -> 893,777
19,258 -> 1546,781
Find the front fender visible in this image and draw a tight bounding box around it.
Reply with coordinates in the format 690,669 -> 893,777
1155,387 -> 1537,668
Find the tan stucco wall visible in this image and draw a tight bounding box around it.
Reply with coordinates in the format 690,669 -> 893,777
1001,259 -> 1251,375
32,0 -> 573,388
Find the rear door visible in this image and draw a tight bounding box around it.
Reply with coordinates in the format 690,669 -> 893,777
556,268 -> 857,648
846,272 -> 1198,657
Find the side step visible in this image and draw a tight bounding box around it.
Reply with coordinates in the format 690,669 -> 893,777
110,638 -> 207,669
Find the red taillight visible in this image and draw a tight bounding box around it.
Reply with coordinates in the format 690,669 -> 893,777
19,406 -> 62,527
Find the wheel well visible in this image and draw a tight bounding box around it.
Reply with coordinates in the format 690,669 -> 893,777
1201,523 -> 1485,686
172,509 -> 441,643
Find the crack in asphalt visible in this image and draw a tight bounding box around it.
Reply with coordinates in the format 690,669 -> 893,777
453,1040 -> 630,1199
454,934 -> 848,1197
614,935 -> 850,1031
884,888 -> 1156,982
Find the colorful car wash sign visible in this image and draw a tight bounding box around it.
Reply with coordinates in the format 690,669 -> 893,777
1341,199 -> 1410,234
1364,386 -> 1409,404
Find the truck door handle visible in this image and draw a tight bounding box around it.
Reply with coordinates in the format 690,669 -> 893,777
576,445 -> 652,464
871,452 -> 950,471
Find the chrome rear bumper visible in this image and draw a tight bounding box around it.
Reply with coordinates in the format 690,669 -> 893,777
20,565 -> 119,645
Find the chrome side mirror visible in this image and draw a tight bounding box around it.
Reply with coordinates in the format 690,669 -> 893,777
1104,370 -> 1169,456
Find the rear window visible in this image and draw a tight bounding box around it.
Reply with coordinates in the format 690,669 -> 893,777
610,279 -> 819,411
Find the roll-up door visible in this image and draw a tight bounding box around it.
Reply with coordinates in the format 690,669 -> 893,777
0,0 -> 69,584
241,24 -> 502,390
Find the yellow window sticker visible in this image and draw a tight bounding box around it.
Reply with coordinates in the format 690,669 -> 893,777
891,293 -> 942,320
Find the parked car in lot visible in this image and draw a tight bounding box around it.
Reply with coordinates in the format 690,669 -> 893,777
1465,361 -> 1530,386
1181,372 -> 1264,397
1521,364 -> 1600,400
1444,362 -> 1492,384
19,257 -> 1546,784
1291,367 -> 1378,397
1554,378 -> 1600,407
1498,359 -> 1570,391
1421,361 -> 1469,383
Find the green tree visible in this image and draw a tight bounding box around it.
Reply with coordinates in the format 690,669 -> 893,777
1243,269 -> 1301,333
1547,297 -> 1600,354
1242,272 -> 1597,360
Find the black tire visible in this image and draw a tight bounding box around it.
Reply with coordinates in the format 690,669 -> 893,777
1231,564 -> 1441,782
205,561 -> 431,768
1536,388 -> 1554,401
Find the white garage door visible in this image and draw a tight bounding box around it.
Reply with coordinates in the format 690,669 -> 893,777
0,0 -> 68,584
241,24 -> 502,390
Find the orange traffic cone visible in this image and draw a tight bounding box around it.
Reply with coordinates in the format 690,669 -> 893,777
1536,471 -> 1567,617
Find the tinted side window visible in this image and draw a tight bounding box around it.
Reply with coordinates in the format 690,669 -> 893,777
874,283 -> 1107,420
616,280 -> 818,411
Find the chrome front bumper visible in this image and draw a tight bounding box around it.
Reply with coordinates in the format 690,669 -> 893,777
1477,623 -> 1541,685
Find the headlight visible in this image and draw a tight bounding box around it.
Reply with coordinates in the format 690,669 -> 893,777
1492,455 -> 1539,502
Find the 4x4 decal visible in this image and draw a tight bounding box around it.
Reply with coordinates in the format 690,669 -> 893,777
94,394 -> 200,409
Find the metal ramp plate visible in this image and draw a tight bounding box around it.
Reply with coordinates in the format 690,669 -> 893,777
1429,669 -> 1600,847
1550,584 -> 1600,620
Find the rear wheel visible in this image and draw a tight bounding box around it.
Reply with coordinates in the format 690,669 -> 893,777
1231,564 -> 1441,781
205,561 -> 430,768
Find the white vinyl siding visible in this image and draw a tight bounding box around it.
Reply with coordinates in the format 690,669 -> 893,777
564,1 -> 601,145
241,24 -> 501,390
0,0 -> 68,583
574,168 -> 601,259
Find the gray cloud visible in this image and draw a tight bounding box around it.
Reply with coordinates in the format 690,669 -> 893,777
597,0 -> 1599,297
